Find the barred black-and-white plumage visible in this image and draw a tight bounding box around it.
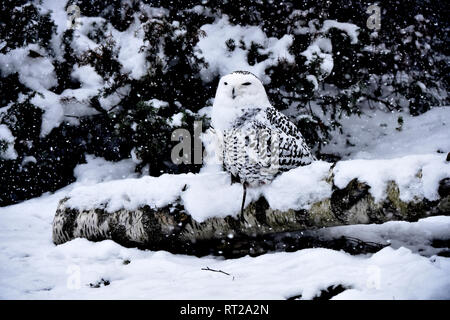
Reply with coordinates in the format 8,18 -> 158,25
222,105 -> 314,186
211,71 -> 315,198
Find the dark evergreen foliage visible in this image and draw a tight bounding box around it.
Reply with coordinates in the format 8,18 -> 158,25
0,0 -> 448,206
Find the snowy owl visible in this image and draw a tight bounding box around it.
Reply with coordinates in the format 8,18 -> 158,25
210,71 -> 315,213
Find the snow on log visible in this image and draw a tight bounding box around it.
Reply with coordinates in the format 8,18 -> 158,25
53,154 -> 450,255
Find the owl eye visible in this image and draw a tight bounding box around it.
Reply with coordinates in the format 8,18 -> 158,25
242,82 -> 251,86
224,82 -> 228,85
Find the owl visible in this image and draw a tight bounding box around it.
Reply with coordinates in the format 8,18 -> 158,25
210,71 -> 315,213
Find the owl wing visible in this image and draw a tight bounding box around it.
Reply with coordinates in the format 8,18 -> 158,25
265,106 -> 304,140
264,106 -> 316,170
228,106 -> 315,172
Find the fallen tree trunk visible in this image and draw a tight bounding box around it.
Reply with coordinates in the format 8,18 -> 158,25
52,174 -> 450,257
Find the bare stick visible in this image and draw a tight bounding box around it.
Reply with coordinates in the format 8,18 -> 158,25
201,266 -> 234,280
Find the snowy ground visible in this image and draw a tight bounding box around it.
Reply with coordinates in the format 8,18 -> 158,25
321,106 -> 450,160
1,108 -> 450,300
0,183 -> 449,299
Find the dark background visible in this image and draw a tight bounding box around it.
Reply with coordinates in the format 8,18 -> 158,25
0,0 -> 448,206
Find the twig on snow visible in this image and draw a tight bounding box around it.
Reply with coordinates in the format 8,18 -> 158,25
201,266 -> 235,280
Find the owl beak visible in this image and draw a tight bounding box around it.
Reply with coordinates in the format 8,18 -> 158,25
232,87 -> 236,99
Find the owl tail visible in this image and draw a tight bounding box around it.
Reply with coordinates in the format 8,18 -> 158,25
240,183 -> 247,215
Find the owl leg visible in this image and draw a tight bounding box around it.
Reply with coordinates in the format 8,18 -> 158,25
240,182 -> 247,215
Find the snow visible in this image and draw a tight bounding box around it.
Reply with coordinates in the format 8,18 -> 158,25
29,90 -> 64,137
322,106 -> 450,160
0,43 -> 104,136
99,85 -> 130,111
306,74 -> 319,90
21,156 -> 37,165
147,98 -> 169,109
71,65 -> 103,89
293,19 -> 359,79
262,161 -> 332,212
64,152 -> 449,223
316,215 -> 450,258
0,181 -> 449,299
301,37 -> 334,77
65,164 -> 329,222
0,2 -> 448,300
62,105 -> 450,220
1,1 -> 150,137
0,142 -> 449,299
54,65 -> 106,120
200,128 -> 223,173
169,112 -> 184,127
195,16 -> 295,83
0,44 -> 57,91
334,154 -> 450,202
182,172 -> 251,221
111,19 -> 149,80
65,174 -> 189,214
64,170 -> 256,222
321,20 -> 360,44
0,124 -> 17,160
39,0 -> 69,59
73,155 -> 138,185
0,40 -> 106,136
40,0 -> 68,37
70,17 -> 109,56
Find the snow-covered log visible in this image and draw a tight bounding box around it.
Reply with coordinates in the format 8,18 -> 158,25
52,155 -> 450,255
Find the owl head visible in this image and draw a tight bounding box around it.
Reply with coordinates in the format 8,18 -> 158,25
213,71 -> 271,109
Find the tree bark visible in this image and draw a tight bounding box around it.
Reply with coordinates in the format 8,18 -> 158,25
52,175 -> 450,257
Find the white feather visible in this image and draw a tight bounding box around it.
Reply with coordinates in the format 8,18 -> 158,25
211,71 -> 315,186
